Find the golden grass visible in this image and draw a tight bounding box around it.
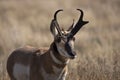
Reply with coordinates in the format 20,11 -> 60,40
0,0 -> 120,80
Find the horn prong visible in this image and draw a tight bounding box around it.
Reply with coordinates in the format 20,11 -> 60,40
68,9 -> 89,38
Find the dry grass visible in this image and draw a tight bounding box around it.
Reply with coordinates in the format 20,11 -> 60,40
0,0 -> 120,80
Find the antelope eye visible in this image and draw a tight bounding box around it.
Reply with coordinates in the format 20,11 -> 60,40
56,37 -> 61,43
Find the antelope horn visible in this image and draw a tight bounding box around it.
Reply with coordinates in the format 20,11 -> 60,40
68,9 -> 89,38
53,9 -> 63,36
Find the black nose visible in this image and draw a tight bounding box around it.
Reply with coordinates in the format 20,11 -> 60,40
69,51 -> 76,59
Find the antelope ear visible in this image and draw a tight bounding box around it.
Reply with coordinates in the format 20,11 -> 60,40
50,20 -> 58,37
50,9 -> 63,37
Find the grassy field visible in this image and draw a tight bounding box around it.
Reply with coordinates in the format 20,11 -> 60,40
0,0 -> 120,80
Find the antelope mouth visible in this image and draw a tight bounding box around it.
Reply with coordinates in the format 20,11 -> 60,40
68,51 -> 76,59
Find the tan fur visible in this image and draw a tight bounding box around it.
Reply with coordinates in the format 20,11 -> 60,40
7,9 -> 88,80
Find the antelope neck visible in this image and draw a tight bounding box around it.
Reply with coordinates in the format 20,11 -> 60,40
50,42 -> 69,65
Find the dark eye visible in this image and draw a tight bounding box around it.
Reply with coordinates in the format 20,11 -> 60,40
56,37 -> 61,43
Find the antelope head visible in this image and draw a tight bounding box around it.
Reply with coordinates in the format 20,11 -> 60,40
50,9 -> 89,59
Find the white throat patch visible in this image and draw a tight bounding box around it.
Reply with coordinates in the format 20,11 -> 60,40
50,51 -> 63,64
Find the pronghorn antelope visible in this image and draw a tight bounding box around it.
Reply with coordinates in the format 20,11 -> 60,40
7,9 -> 89,80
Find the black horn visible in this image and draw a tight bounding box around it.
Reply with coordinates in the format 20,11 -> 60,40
54,9 -> 63,20
53,9 -> 63,36
68,9 -> 89,38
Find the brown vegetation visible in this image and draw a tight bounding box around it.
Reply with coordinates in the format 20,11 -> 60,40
0,0 -> 120,80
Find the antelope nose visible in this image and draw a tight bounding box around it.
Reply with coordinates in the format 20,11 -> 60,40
69,51 -> 77,59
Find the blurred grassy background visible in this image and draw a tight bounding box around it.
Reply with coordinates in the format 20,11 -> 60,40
0,0 -> 120,80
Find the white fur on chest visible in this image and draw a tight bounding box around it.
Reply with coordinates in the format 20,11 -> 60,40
13,63 -> 30,80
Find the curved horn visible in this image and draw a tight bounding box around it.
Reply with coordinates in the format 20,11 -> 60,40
68,9 -> 89,38
54,9 -> 63,20
53,9 -> 63,36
